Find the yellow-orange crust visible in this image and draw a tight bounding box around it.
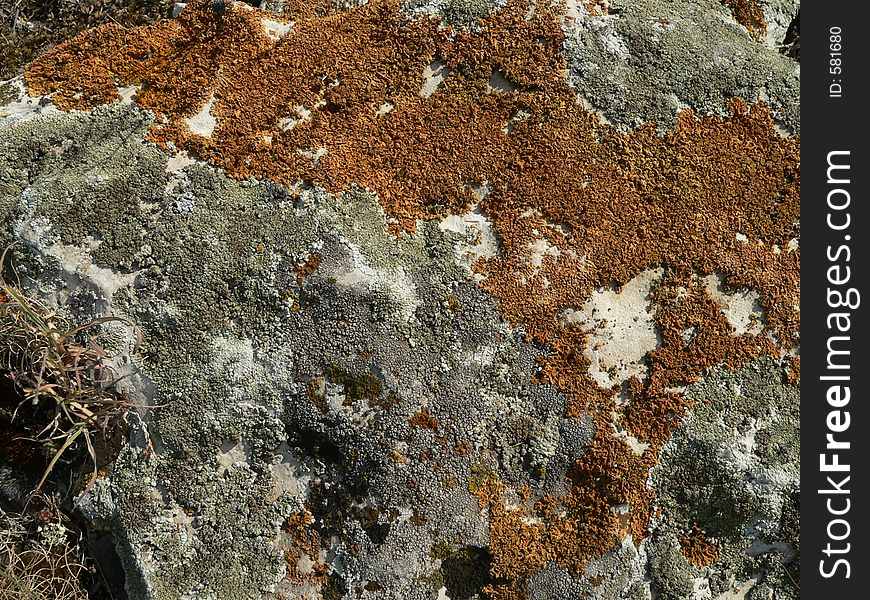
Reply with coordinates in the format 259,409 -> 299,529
722,0 -> 768,37
678,524 -> 722,567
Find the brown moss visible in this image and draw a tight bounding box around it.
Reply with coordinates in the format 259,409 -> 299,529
369,390 -> 400,410
787,355 -> 800,383
488,507 -> 548,580
410,509 -> 427,526
467,464 -> 500,499
482,584 -> 528,600
305,378 -> 329,414
24,0 -> 799,591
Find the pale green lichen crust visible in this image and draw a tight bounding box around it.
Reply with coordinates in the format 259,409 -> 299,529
563,0 -> 800,132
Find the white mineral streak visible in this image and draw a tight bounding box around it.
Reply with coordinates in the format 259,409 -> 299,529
186,94 -> 218,137
703,273 -> 766,336
563,268 -> 664,388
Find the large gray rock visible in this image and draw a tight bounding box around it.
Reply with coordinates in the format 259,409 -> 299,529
0,1 -> 799,598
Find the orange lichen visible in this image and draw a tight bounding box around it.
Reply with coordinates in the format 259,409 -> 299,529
293,253 -> 323,284
488,505 -> 549,580
722,0 -> 767,37
24,0 -> 799,592
483,585 -> 529,600
278,0 -> 334,20
787,355 -> 800,383
283,510 -> 331,585
678,524 -> 722,567
409,407 -> 440,430
470,477 -> 547,592
284,510 -> 321,556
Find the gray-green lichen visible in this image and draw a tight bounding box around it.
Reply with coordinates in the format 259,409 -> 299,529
523,539 -> 654,600
563,0 -> 800,133
648,358 -> 799,600
0,103 -> 590,599
403,0 -> 503,29
0,1 -> 800,596
760,0 -> 800,48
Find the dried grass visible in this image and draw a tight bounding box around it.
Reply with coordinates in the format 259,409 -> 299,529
0,504 -> 88,600
0,245 -> 141,501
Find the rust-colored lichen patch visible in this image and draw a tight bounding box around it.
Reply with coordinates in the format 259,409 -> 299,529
278,0 -> 334,20
470,477 -> 545,598
24,0 -> 799,591
293,253 -> 323,284
409,407 -> 440,430
282,510 -> 331,585
678,524 -> 722,567
722,0 -> 767,37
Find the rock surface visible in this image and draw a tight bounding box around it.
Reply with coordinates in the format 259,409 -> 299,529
0,1 -> 799,599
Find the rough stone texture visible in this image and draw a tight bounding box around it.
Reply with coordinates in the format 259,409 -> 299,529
651,359 -> 799,599
0,0 -> 799,599
562,0 -> 800,133
405,0 -> 505,28
0,104 -> 587,599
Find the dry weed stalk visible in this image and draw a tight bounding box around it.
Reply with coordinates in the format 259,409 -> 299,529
0,245 -> 141,501
0,502 -> 88,600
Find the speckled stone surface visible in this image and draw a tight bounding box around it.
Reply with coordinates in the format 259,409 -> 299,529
0,1 -> 799,599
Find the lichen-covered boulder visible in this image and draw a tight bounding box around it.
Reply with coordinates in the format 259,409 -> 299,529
0,1 -> 799,598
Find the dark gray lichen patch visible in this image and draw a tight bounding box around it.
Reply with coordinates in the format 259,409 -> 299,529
525,538 -> 654,600
647,532 -> 695,600
649,358 -> 799,599
425,543 -> 492,599
525,562 -> 588,600
273,250 -> 582,597
563,0 -> 800,132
